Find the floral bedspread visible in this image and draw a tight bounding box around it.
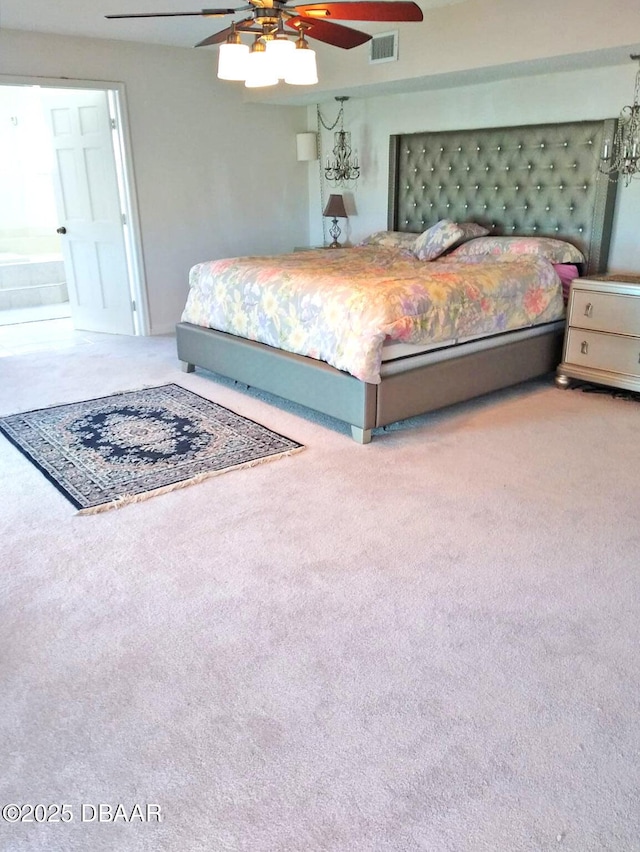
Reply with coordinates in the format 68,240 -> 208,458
180,246 -> 564,384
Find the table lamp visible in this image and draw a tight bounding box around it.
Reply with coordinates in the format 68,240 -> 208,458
323,194 -> 348,248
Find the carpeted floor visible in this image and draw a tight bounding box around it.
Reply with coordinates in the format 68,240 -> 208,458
1,325 -> 639,852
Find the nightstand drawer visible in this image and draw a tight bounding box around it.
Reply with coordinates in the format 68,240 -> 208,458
569,289 -> 640,336
565,328 -> 640,377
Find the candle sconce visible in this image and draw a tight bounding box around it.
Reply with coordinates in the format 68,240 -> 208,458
318,96 -> 360,187
599,54 -> 640,186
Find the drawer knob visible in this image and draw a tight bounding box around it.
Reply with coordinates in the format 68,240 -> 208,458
581,341 -> 589,355
584,302 -> 593,318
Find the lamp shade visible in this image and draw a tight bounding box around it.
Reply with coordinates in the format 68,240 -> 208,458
323,194 -> 348,218
296,132 -> 318,162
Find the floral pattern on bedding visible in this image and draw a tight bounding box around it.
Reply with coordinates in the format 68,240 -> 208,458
181,246 -> 564,384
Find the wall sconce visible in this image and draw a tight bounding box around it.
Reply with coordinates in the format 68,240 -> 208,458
599,54 -> 640,186
296,132 -> 318,162
323,194 -> 348,248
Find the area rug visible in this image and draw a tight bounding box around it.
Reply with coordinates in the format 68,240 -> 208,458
0,384 -> 303,514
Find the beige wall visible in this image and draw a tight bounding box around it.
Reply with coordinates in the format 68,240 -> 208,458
0,28 -> 308,333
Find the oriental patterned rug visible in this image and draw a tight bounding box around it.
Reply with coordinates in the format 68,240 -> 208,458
0,384 -> 303,514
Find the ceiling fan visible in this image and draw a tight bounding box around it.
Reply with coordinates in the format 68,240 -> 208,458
105,2 -> 423,51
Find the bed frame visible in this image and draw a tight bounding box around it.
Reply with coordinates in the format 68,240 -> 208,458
177,118 -> 618,443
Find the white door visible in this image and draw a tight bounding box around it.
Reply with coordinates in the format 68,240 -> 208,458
41,88 -> 135,335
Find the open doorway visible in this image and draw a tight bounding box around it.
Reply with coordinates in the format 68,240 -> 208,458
0,85 -> 68,329
0,80 -> 147,338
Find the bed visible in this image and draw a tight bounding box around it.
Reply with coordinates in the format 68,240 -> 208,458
176,118 -> 618,443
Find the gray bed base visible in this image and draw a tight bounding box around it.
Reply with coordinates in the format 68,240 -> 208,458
176,320 -> 564,443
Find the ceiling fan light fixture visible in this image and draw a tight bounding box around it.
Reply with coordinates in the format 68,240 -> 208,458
217,31 -> 250,81
244,38 -> 279,88
106,1 -> 424,88
284,35 -> 318,86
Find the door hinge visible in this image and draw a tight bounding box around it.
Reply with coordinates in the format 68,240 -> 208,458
121,213 -> 127,225
110,117 -> 117,130
131,299 -> 137,313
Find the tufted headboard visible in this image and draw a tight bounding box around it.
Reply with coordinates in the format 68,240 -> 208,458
388,119 -> 618,275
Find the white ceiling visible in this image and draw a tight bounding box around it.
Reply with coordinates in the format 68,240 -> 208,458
0,0 -> 466,50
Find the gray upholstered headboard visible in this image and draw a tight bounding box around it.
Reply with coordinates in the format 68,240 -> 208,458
388,119 -> 618,275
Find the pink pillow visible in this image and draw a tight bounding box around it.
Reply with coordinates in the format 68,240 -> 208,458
554,263 -> 580,301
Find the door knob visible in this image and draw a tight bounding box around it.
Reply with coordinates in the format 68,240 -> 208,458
56,227 -> 67,234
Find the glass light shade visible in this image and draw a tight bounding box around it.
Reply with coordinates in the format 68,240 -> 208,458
244,46 -> 278,88
265,37 -> 296,80
284,46 -> 318,86
217,42 -> 249,81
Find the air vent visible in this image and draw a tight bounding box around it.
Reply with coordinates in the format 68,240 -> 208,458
369,31 -> 398,64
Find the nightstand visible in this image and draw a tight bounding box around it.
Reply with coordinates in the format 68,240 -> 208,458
556,274 -> 640,393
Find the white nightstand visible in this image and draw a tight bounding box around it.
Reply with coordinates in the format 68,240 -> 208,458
556,274 -> 640,393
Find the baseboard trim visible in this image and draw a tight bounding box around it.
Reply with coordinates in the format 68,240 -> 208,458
150,323 -> 178,336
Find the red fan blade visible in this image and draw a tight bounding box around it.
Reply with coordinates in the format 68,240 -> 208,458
106,9 -> 239,19
195,16 -> 254,45
293,1 -> 423,21
286,16 -> 371,48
